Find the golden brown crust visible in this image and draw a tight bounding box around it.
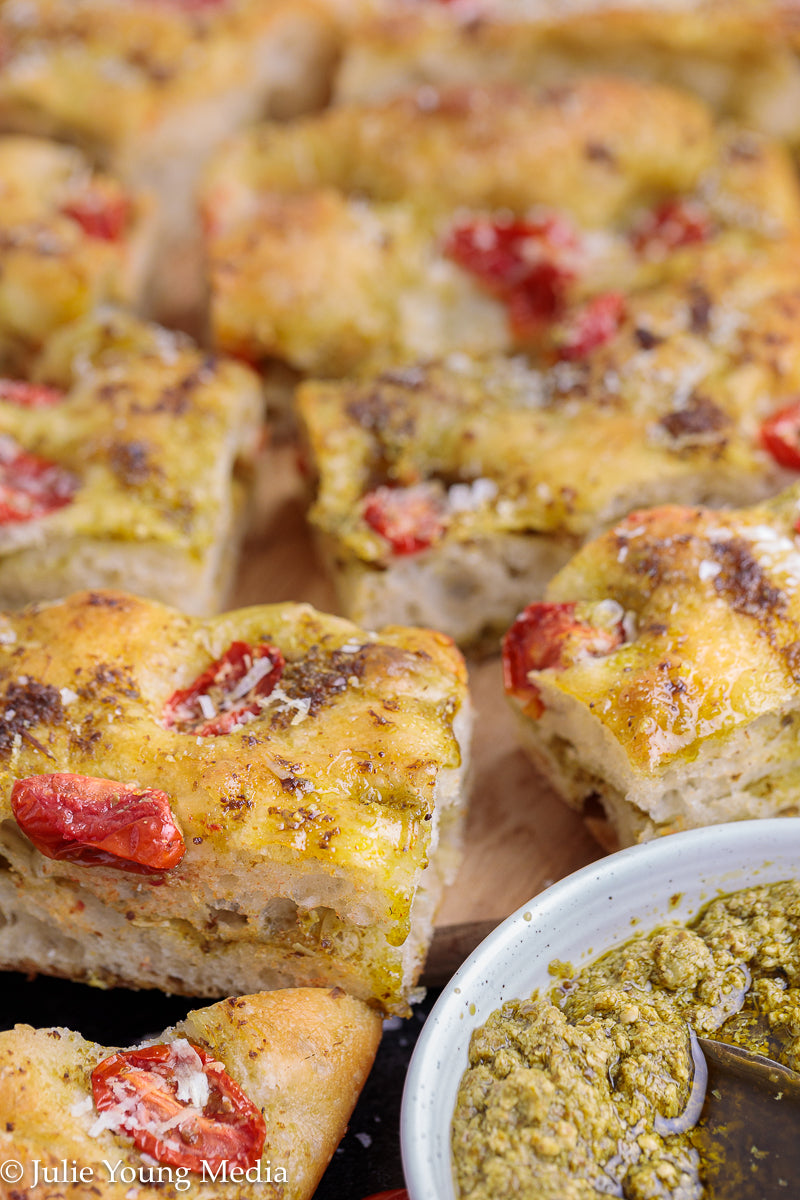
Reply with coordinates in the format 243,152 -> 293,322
506,483 -> 800,843
0,987 -> 382,1199
297,236 -> 800,643
0,0 -> 340,320
0,590 -> 470,1011
203,76 -> 800,376
0,137 -> 153,370
0,0 -> 337,147
0,308 -> 263,615
337,2 -> 800,149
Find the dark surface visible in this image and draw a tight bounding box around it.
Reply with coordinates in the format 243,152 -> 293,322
0,971 -> 436,1198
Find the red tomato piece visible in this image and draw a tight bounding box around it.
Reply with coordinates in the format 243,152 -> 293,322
444,215 -> 578,336
363,484 -> 446,555
61,190 -> 131,242
502,603 -> 624,717
0,379 -> 63,408
505,261 -> 572,335
362,1192 -> 410,1200
163,641 -> 285,736
631,199 -> 712,257
0,436 -> 77,523
11,773 -> 185,874
557,291 -> 626,360
92,1040 -> 266,1173
761,399 -> 800,470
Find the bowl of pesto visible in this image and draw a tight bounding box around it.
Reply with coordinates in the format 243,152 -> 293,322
401,818 -> 800,1200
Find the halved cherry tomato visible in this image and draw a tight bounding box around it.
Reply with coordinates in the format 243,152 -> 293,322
92,1040 -> 266,1173
11,773 -> 185,874
630,199 -> 712,257
163,641 -> 285,736
761,399 -> 800,470
363,484 -> 446,555
502,603 -> 624,717
557,291 -> 626,360
0,379 -> 63,408
61,190 -> 131,242
0,436 -> 77,523
443,215 -> 578,337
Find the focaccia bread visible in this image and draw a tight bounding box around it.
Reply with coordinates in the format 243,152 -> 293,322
0,590 -> 471,1014
298,235 -> 800,648
0,136 -> 154,373
0,987 -> 381,1199
502,484 -> 800,848
202,75 -> 800,383
0,0 -> 339,319
337,0 -> 800,154
0,308 -> 262,616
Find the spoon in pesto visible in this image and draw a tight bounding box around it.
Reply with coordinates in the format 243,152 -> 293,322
696,1036 -> 800,1101
688,1035 -> 800,1198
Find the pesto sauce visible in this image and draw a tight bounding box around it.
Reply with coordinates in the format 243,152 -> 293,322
452,881 -> 800,1199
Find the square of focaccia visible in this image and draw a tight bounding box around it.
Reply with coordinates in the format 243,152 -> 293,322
0,590 -> 471,1014
0,988 -> 381,1200
338,0 -> 800,154
297,235 -> 800,648
0,308 -> 262,615
503,484 -> 800,848
0,0 -> 339,320
0,135 -> 154,373
202,75 -> 800,382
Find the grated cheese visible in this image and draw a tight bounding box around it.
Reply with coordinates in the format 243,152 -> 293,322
228,655 -> 279,703
448,477 -> 498,513
88,1040 -> 210,1143
171,1039 -> 210,1109
698,559 -> 722,582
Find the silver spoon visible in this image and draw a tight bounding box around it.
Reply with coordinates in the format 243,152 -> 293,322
696,1036 -> 800,1100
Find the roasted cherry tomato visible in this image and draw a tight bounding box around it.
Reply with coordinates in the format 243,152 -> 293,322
761,399 -> 800,470
163,641 -> 285,736
557,291 -> 626,360
0,436 -> 77,523
502,603 -> 624,717
363,484 -> 446,556
92,1040 -> 266,1173
631,199 -> 712,257
0,379 -> 63,408
61,188 -> 131,241
444,214 -> 578,336
11,773 -> 185,873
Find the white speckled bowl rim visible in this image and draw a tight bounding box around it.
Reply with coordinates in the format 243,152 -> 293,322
401,818 -> 800,1200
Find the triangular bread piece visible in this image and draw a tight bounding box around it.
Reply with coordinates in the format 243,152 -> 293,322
0,987 -> 381,1199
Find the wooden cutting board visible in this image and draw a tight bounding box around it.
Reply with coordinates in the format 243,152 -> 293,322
232,441 -> 605,973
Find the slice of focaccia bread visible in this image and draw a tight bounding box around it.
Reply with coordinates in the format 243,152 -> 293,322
338,0 -> 800,154
0,308 -> 262,616
0,136 -> 154,373
502,484 -> 800,847
0,987 -> 381,1199
202,75 -> 800,382
0,591 -> 471,1014
297,235 -> 800,648
0,0 -> 339,320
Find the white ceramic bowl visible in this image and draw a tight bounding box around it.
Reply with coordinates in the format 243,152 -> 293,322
401,818 -> 800,1200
